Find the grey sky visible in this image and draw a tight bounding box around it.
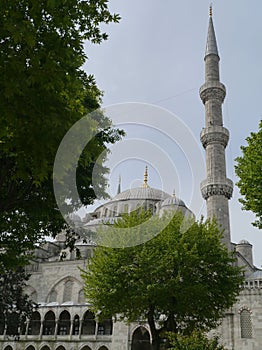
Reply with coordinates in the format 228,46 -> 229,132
82,1 -> 262,265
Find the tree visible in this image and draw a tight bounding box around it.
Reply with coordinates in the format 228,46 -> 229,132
168,330 -> 227,350
235,120 -> 262,229
0,267 -> 35,337
82,211 -> 243,350
0,1 -> 123,270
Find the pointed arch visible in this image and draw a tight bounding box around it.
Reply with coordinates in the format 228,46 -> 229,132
43,311 -> 55,335
81,310 -> 96,335
72,314 -> 80,335
131,326 -> 151,350
57,310 -> 71,335
28,311 -> 41,335
46,276 -> 83,303
26,346 -> 36,350
56,346 -> 66,350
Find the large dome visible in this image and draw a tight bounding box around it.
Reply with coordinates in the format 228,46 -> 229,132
85,167 -> 194,228
112,187 -> 171,202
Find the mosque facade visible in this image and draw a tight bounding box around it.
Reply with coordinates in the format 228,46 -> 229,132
1,9 -> 262,350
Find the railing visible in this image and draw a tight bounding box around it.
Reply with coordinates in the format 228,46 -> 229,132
242,279 -> 262,289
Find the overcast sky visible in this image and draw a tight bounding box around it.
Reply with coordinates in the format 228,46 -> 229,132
82,0 -> 262,265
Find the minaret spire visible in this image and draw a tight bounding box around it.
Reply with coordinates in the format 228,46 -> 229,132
200,9 -> 233,250
205,6 -> 219,57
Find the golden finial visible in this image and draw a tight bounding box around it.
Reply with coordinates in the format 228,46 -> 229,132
143,166 -> 149,188
209,3 -> 213,17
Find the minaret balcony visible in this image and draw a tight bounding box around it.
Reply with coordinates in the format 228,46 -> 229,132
199,81 -> 226,103
200,178 -> 233,200
200,125 -> 229,148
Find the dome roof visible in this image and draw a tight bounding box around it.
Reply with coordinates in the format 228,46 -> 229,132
161,196 -> 186,208
238,239 -> 252,245
112,187 -> 171,202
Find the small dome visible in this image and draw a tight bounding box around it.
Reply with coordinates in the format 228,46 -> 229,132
161,196 -> 186,208
238,239 -> 252,245
112,187 -> 171,202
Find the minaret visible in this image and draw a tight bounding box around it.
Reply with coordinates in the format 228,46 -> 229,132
117,175 -> 121,195
200,7 -> 233,250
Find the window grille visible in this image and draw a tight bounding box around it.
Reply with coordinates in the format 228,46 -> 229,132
240,309 -> 252,339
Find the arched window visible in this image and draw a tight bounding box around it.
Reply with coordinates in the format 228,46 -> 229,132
240,309 -> 252,338
131,326 -> 151,350
4,347 -> 13,350
26,346 -> 36,350
63,280 -> 73,302
97,319 -> 113,335
98,347 -> 109,350
58,310 -> 71,335
81,311 -> 96,335
28,311 -> 41,335
72,315 -> 80,335
78,289 -> 85,304
40,347 -> 51,350
81,347 -> 92,350
56,346 -> 66,350
49,289 -> 57,303
43,311 -> 55,335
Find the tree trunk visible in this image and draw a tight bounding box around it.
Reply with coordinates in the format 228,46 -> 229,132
147,306 -> 161,350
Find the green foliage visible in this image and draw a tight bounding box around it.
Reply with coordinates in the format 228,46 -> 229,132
82,211 -> 243,349
0,0 -> 122,270
169,330 -> 227,350
235,120 -> 262,229
0,267 -> 35,336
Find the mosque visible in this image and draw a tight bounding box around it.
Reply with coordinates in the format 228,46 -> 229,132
1,8 -> 262,350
